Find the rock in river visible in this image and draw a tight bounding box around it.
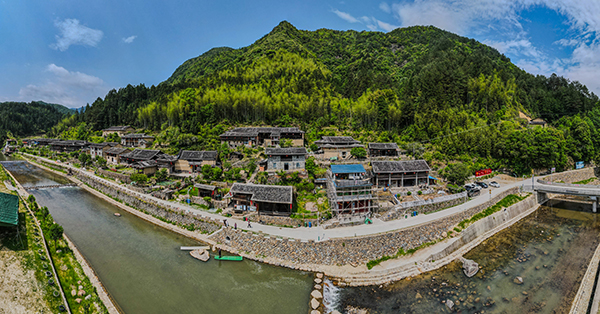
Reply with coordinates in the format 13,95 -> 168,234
446,299 -> 455,310
460,257 -> 479,277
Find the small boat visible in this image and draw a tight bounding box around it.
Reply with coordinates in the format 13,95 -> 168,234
214,255 -> 243,261
190,249 -> 210,262
114,213 -> 121,217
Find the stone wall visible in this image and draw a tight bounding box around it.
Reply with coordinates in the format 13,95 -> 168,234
76,173 -> 220,234
209,187 -> 520,265
98,169 -> 131,184
546,167 -> 597,183
379,192 -> 468,221
246,214 -> 317,227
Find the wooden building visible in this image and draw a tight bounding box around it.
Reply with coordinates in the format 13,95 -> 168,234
49,140 -> 89,153
227,183 -> 293,215
194,184 -> 217,198
265,147 -> 307,172
121,133 -> 154,148
120,149 -> 165,165
131,160 -> 158,176
220,127 -> 304,148
89,142 -> 121,159
327,164 -> 375,216
371,160 -> 431,187
314,136 -> 363,160
368,143 -> 399,157
102,126 -> 134,137
105,147 -> 131,165
175,150 -> 218,173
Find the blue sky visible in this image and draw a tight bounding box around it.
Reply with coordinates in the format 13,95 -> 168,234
0,0 -> 598,108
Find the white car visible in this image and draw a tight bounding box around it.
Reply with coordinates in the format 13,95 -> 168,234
489,181 -> 500,188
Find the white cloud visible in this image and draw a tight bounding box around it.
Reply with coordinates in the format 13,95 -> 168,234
555,38 -> 580,47
332,9 -> 360,23
377,19 -> 399,32
484,37 -> 541,58
18,64 -> 108,107
122,35 -> 137,44
50,19 -> 103,51
379,2 -> 391,13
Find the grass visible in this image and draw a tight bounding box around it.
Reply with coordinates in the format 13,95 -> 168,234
457,194 -> 529,230
573,177 -> 597,185
366,240 -> 442,270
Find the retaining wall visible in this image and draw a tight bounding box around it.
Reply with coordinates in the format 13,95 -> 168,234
547,167 -> 598,183
380,192 -> 468,221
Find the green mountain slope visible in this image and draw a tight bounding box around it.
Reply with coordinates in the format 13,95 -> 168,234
0,101 -> 71,140
55,21 -> 600,174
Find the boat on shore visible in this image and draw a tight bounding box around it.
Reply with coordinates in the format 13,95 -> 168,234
214,255 -> 243,261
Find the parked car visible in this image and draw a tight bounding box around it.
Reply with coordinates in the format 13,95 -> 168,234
489,181 -> 500,188
475,181 -> 488,188
467,188 -> 481,197
464,183 -> 480,191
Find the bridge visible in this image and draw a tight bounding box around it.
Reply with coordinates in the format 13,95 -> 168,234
534,180 -> 600,212
24,183 -> 78,191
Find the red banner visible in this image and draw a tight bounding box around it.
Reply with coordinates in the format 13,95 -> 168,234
475,168 -> 492,177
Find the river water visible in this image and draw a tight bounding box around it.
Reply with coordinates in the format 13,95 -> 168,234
336,200 -> 600,313
2,159 -> 312,314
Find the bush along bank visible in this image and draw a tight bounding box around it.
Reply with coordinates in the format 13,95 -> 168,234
24,194 -> 110,314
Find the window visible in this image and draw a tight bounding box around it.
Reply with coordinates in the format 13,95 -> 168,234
273,163 -> 276,168
296,163 -> 300,168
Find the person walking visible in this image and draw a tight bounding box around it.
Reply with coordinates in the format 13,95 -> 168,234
218,248 -> 222,258
234,223 -> 237,230
247,220 -> 251,228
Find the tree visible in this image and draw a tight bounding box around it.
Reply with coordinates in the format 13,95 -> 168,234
255,172 -> 269,184
211,167 -> 223,181
280,138 -> 293,148
130,173 -> 148,184
201,164 -> 212,179
442,163 -> 471,185
48,223 -> 64,249
95,156 -> 107,169
154,168 -> 168,182
350,147 -> 367,159
78,152 -> 91,167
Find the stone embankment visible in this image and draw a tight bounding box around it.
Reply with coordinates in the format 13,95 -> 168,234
380,192 -> 468,221
546,166 -> 598,183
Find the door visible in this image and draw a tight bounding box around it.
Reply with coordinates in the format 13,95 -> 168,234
284,163 -> 289,171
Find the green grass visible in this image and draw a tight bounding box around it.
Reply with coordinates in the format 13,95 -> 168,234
573,177 -> 597,185
457,194 -> 528,229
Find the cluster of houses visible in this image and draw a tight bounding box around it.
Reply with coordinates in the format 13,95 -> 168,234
21,126 -> 434,218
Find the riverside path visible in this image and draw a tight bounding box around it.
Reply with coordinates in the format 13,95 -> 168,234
27,154 -> 571,241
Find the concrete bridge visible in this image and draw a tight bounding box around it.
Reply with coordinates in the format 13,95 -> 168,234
534,180 -> 600,212
24,183 -> 78,191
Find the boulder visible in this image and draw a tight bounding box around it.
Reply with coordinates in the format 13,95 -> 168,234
314,278 -> 322,284
75,298 -> 82,304
514,276 -> 524,285
311,311 -> 320,314
415,292 -> 422,299
446,299 -> 454,310
460,257 -> 479,278
311,290 -> 323,299
85,294 -> 92,300
316,273 -> 323,279
314,284 -> 322,290
71,290 -> 76,297
311,298 -> 319,309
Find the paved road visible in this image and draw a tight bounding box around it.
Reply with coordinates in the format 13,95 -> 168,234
30,155 -> 542,241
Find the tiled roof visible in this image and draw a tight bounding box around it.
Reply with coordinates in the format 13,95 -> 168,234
368,143 -> 399,150
220,127 -> 304,138
131,160 -> 158,169
265,147 -> 307,156
102,126 -> 132,131
371,160 -> 431,173
178,150 -> 218,161
105,147 -> 131,155
0,192 -> 19,227
89,142 -> 120,149
194,184 -> 217,191
331,164 -> 366,174
50,140 -> 89,147
122,133 -> 154,139
230,183 -> 293,204
121,149 -> 162,161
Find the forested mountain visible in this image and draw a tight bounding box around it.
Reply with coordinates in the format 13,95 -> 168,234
54,21 -> 600,175
0,101 -> 71,140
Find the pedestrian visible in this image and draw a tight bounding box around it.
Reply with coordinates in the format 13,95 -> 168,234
234,223 -> 237,230
218,248 -> 222,258
247,220 -> 251,228
223,219 -> 227,227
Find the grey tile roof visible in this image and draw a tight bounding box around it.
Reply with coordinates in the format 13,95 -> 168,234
194,184 -> 217,191
368,143 -> 399,150
230,183 -> 293,204
314,136 -> 360,145
50,140 -> 89,147
102,125 -> 132,131
371,160 -> 431,173
89,142 -> 120,149
265,147 -> 307,156
131,160 -> 158,169
121,149 -> 162,161
105,147 -> 131,155
220,127 -> 304,138
122,133 -> 154,139
178,150 -> 218,161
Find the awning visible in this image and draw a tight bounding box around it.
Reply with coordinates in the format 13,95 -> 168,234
0,192 -> 19,227
429,176 -> 438,180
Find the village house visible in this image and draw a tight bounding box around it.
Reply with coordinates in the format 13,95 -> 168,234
194,184 -> 218,198
105,147 -> 131,165
314,136 -> 363,160
219,127 -> 304,148
121,134 -> 155,148
120,149 -> 165,165
265,147 -> 307,172
227,183 -> 293,215
89,142 -> 121,159
175,150 -> 218,173
327,164 -> 375,216
131,160 -> 159,176
529,118 -> 547,128
31,138 -> 59,147
371,160 -> 431,188
49,140 -> 89,153
102,126 -> 135,137
368,143 -> 400,158
156,154 -> 178,174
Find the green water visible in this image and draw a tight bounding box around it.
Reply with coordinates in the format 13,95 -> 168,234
3,160 -> 312,314
338,201 -> 600,313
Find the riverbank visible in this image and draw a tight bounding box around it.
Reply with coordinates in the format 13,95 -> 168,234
3,163 -> 117,314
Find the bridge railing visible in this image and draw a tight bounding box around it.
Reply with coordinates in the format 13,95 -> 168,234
537,179 -> 600,189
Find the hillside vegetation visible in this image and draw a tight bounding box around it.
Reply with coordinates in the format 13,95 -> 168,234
0,101 -> 71,140
52,21 -> 600,175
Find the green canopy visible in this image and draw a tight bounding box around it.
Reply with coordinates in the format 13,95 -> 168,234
0,192 -> 19,227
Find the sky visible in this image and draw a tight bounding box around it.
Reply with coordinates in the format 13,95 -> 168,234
0,0 -> 599,108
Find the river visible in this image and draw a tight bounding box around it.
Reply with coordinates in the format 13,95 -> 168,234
334,200 -> 600,313
1,158 -> 312,314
